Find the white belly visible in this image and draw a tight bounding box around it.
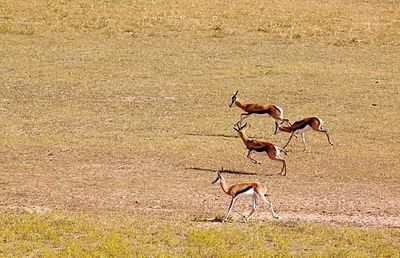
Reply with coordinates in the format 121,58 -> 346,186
252,150 -> 268,156
295,125 -> 312,134
253,113 -> 270,117
237,188 -> 255,197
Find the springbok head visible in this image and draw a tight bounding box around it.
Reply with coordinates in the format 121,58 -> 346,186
274,122 -> 281,135
212,168 -> 224,185
233,121 -> 248,133
229,90 -> 239,108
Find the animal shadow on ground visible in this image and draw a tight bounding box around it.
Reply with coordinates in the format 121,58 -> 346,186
185,167 -> 257,176
192,215 -> 247,223
185,132 -> 237,138
192,217 -> 224,223
186,167 -> 277,177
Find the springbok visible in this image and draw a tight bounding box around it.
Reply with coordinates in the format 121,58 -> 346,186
229,90 -> 290,128
275,117 -> 334,151
234,121 -> 288,176
212,170 -> 278,222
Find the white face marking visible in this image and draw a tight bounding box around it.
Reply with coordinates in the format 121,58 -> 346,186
229,96 -> 238,108
295,124 -> 312,134
212,177 -> 221,185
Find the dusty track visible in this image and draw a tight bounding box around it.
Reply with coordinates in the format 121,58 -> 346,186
1,156 -> 399,228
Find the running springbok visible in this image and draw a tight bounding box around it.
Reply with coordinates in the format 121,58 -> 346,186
234,121 -> 287,176
212,170 -> 278,222
229,90 -> 290,127
275,116 -> 334,151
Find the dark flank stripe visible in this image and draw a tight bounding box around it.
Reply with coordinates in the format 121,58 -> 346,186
294,120 -> 310,131
235,186 -> 253,197
252,147 -> 267,153
254,110 -> 269,115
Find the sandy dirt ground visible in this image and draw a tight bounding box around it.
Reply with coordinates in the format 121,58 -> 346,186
1,154 -> 399,228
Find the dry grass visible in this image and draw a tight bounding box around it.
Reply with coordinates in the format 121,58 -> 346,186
1,0 -> 400,45
0,0 -> 399,256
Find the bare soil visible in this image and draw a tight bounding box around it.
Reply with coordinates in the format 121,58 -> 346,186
2,152 -> 399,228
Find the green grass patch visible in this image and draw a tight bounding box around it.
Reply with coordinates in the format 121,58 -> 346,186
0,212 -> 398,256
